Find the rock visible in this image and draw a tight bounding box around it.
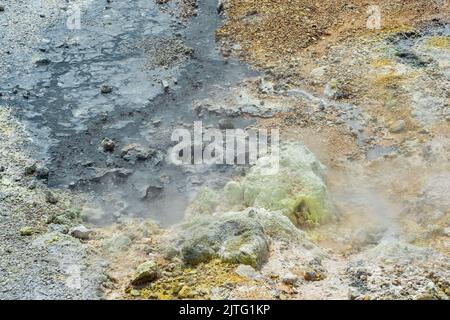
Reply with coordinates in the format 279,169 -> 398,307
185,187 -> 219,218
223,142 -> 331,226
390,120 -> 406,133
178,285 -> 194,299
24,163 -> 36,175
324,79 -> 343,99
120,144 -> 154,162
45,191 -> 58,204
0,5 -> 5,12
22,91 -> 30,99
131,260 -> 159,285
161,79 -> 170,92
235,264 -> 261,280
281,272 -> 298,285
20,226 -> 33,236
217,0 -> 225,15
218,119 -> 234,130
311,66 -> 327,78
130,289 -> 140,297
47,223 -> 69,234
100,85 -> 113,94
175,212 -> 269,269
101,138 -> 115,152
139,184 -> 163,201
420,174 -> 450,211
69,225 -> 93,240
80,206 -> 106,224
35,165 -> 49,179
102,234 -> 132,255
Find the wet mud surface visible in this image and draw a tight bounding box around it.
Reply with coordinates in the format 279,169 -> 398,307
1,0 -> 256,225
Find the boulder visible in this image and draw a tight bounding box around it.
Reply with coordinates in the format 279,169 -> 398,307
223,142 -> 331,226
131,260 -> 159,285
101,138 -> 115,152
69,225 -> 93,240
175,213 -> 269,269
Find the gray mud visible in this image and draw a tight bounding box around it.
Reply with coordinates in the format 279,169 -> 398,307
1,0 -> 257,226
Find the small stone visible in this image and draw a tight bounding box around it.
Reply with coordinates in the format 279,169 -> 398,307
130,289 -> 140,297
100,85 -> 113,94
80,206 -> 105,224
101,138 -> 115,152
304,271 -> 322,282
35,165 -> 49,179
389,120 -> 406,133
281,272 -> 298,285
161,79 -> 170,92
218,119 -> 234,130
69,225 -> 93,240
24,163 -> 36,175
20,226 -> 33,236
102,234 -> 132,255
131,260 -> 159,285
311,66 -> 327,78
45,191 -> 58,204
0,5 -> 5,12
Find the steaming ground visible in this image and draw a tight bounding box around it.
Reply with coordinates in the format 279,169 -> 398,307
0,0 -> 449,300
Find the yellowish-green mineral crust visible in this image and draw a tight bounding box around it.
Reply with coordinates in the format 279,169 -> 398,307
185,186 -> 219,218
185,142 -> 331,227
224,142 -> 331,227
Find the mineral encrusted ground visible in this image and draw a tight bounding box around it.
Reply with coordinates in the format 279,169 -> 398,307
0,0 -> 449,300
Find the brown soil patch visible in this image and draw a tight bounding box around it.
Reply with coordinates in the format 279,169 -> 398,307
218,0 -> 449,71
